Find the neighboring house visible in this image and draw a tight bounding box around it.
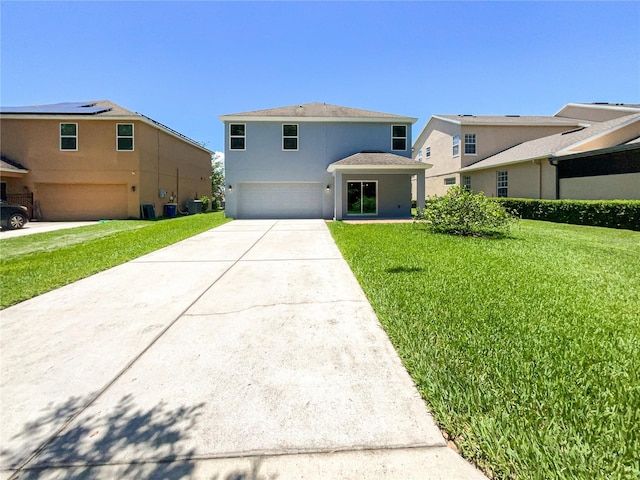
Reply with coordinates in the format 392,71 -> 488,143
220,103 -> 431,220
413,103 -> 640,200
0,101 -> 212,221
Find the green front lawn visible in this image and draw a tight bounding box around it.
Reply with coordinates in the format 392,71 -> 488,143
0,212 -> 231,309
328,220 -> 640,480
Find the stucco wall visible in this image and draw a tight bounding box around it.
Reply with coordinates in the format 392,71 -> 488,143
224,120 -> 412,218
560,173 -> 640,200
342,173 -> 412,218
0,117 -> 210,219
463,161 -> 556,199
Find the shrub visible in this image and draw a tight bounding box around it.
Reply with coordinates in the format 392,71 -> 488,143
495,198 -> 640,231
199,196 -> 210,212
415,186 -> 517,236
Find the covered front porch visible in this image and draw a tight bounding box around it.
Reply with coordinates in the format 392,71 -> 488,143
327,152 -> 431,221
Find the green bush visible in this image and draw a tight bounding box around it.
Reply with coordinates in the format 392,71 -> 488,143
495,198 -> 640,231
416,186 -> 517,236
199,196 -> 210,212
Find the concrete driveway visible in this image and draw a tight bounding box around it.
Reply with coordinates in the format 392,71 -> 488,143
0,219 -> 486,479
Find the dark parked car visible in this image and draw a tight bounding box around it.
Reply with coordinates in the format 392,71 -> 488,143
0,200 -> 29,230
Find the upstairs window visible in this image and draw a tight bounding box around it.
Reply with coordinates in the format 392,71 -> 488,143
392,125 -> 407,151
465,134 -> 476,155
417,150 -> 422,161
117,124 -> 134,151
283,124 -> 298,150
452,135 -> 460,157
230,124 -> 246,150
497,171 -> 508,197
426,146 -> 431,158
60,123 -> 77,151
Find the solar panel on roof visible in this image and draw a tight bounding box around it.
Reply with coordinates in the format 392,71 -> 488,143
0,102 -> 111,115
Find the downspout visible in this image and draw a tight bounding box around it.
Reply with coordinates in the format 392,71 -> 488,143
548,157 -> 559,200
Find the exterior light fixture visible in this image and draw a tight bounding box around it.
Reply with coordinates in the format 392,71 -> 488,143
228,185 -> 233,192
131,185 -> 136,192
326,184 -> 331,191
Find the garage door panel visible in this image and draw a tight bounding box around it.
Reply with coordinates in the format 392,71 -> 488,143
36,184 -> 128,221
238,183 -> 323,219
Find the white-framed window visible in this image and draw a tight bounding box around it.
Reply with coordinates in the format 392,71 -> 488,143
426,146 -> 431,158
392,125 -> 407,151
60,123 -> 78,151
347,180 -> 378,215
282,124 -> 298,150
116,123 -> 134,151
444,177 -> 456,185
465,134 -> 476,155
497,171 -> 508,197
452,135 -> 460,157
229,124 -> 246,150
463,175 -> 471,191
417,150 -> 423,161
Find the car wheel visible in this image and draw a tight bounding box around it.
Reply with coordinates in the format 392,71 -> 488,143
7,213 -> 26,230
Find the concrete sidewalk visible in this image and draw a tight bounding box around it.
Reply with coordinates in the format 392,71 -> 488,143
0,219 -> 486,479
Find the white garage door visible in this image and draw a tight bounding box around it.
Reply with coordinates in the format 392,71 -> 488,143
237,182 -> 323,219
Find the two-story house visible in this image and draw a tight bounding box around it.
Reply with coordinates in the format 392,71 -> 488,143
0,100 -> 212,221
220,103 -> 431,220
412,103 -> 640,201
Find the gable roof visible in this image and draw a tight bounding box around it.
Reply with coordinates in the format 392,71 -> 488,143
220,102 -> 417,124
0,100 -> 211,153
327,151 -> 431,172
433,114 -> 584,127
0,155 -> 29,174
460,113 -> 640,172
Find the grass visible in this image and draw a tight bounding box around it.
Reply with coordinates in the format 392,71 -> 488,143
328,219 -> 640,480
0,212 -> 231,309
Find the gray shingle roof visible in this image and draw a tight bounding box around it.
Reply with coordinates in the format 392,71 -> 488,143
435,114 -> 585,126
327,152 -> 431,172
460,113 -> 640,172
221,103 -> 417,123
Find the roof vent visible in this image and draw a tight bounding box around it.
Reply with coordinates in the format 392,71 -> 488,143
458,114 -> 475,117
360,150 -> 385,154
505,115 -> 521,117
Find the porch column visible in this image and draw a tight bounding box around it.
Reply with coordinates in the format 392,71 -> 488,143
416,170 -> 426,214
334,171 -> 343,220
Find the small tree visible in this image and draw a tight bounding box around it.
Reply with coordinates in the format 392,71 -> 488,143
210,152 -> 225,210
415,186 -> 517,237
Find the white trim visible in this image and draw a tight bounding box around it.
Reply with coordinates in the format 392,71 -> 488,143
219,115 -> 417,124
229,123 -> 246,151
452,135 -> 460,157
346,180 -> 378,216
60,122 -> 78,151
116,123 -> 134,151
464,133 -> 477,155
327,163 -> 431,173
282,123 -> 298,151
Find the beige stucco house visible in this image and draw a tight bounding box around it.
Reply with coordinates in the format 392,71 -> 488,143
0,101 -> 212,221
412,103 -> 640,201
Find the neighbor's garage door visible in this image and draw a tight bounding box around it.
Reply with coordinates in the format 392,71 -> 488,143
237,182 -> 323,219
36,183 -> 128,221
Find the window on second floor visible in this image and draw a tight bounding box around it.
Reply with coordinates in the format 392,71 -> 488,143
230,124 -> 246,150
60,123 -> 78,151
426,146 -> 431,158
417,150 -> 422,161
392,125 -> 407,151
283,124 -> 298,150
465,134 -> 476,155
117,124 -> 134,151
497,171 -> 508,197
452,135 -> 460,157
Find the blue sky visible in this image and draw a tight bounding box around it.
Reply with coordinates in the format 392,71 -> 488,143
2,1 -> 639,153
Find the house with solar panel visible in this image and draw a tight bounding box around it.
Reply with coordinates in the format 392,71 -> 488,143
219,103 -> 431,220
0,101 -> 212,220
412,102 -> 640,201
